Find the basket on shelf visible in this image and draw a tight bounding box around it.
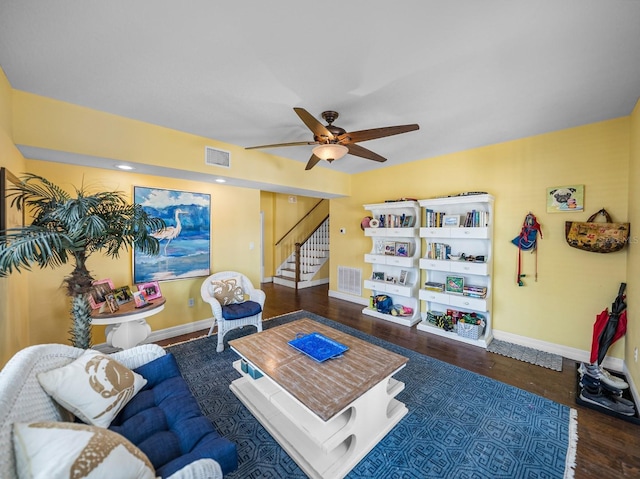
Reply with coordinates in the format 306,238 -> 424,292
457,320 -> 485,340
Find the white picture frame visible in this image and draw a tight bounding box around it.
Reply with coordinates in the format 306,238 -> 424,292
442,214 -> 460,227
398,269 -> 408,285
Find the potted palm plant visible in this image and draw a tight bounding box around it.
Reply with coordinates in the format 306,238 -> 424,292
0,174 -> 165,348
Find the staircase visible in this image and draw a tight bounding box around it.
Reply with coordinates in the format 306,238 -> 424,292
273,217 -> 330,289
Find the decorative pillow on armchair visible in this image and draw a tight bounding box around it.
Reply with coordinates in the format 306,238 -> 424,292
13,422 -> 156,479
210,277 -> 245,305
37,349 -> 147,428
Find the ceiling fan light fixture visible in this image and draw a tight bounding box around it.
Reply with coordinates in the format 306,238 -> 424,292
312,143 -> 348,162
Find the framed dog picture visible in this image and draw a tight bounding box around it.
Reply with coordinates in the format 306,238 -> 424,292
546,184 -> 584,213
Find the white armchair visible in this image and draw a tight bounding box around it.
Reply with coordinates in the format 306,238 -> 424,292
200,271 -> 265,352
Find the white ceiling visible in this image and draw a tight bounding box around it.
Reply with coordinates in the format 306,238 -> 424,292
1,1 -> 640,175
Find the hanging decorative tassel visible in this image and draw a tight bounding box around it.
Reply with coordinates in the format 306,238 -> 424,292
511,212 -> 543,286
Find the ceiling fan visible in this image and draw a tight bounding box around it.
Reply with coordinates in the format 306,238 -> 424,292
245,108 -> 420,170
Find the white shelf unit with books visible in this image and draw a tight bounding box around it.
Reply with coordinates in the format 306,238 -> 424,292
417,194 -> 494,347
362,201 -> 422,327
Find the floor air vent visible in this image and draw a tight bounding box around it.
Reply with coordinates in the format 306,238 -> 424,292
205,146 -> 230,168
338,266 -> 362,296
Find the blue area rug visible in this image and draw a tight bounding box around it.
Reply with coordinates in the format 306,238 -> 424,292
167,311 -> 578,478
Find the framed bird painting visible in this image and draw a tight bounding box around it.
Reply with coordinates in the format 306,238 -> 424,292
133,186 -> 211,283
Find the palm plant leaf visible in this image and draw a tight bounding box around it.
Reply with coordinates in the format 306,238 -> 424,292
0,227 -> 72,275
8,173 -> 69,215
0,174 -> 166,348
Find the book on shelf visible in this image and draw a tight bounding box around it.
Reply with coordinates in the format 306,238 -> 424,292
462,210 -> 489,227
424,282 -> 445,292
376,213 -> 415,228
463,285 -> 487,298
425,242 -> 451,260
424,209 -> 447,228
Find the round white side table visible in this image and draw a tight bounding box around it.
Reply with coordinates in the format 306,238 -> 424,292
91,297 -> 166,349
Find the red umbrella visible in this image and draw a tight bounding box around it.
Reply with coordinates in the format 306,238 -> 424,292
590,283 -> 627,365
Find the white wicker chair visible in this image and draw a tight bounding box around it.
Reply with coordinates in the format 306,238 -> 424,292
200,271 -> 265,352
0,343 -> 222,479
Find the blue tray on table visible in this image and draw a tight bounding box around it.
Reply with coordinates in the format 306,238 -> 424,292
288,332 -> 349,362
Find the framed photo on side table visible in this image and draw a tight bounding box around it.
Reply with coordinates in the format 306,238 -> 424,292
88,279 -> 115,310
105,293 -> 120,313
112,286 -> 133,305
133,291 -> 150,308
138,281 -> 162,300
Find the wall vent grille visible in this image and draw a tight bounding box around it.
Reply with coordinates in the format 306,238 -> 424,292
204,146 -> 231,168
338,266 -> 362,296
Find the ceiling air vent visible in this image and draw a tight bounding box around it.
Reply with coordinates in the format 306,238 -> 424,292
204,146 -> 230,168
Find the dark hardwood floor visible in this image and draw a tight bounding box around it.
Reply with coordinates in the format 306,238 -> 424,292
157,283 -> 640,479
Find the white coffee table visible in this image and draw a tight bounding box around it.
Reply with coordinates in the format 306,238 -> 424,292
229,318 -> 408,479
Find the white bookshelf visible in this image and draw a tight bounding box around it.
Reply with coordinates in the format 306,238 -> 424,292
417,194 -> 494,347
362,201 -> 421,327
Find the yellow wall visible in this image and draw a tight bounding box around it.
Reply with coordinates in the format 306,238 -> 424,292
260,191 -> 275,278
627,98 -> 640,389
0,68 -> 29,365
22,160 -> 261,347
331,118 -> 630,357
12,91 -> 351,199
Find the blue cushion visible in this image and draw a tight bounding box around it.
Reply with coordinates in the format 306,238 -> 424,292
109,353 -> 237,477
221,300 -> 262,320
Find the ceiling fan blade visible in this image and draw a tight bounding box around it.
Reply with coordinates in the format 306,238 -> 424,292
305,154 -> 323,170
294,107 -> 334,141
245,140 -> 318,150
338,124 -> 419,144
346,143 -> 387,163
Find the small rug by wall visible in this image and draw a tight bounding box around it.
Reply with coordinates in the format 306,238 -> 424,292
167,310 -> 577,479
488,339 -> 564,371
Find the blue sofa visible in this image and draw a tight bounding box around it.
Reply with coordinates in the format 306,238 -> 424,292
110,352 -> 238,477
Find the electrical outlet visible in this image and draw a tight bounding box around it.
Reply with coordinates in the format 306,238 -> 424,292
635,347 -> 638,363
188,298 -> 195,308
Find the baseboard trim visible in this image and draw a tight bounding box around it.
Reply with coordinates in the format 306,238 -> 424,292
328,289 -> 369,305
94,317 -> 212,353
298,278 -> 329,289
492,329 -> 625,372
